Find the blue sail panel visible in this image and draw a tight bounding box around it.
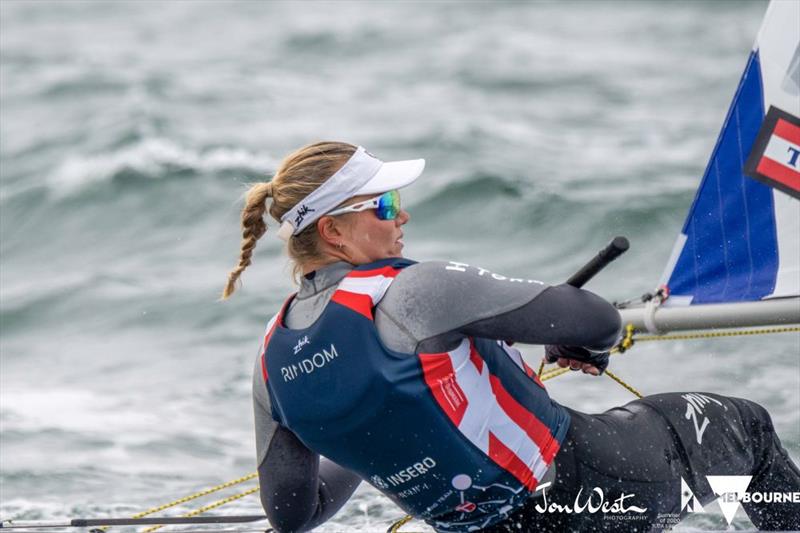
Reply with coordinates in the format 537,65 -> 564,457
665,51 -> 780,305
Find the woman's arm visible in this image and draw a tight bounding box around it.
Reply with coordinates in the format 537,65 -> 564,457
253,359 -> 360,532
376,260 -> 621,353
457,283 -> 621,351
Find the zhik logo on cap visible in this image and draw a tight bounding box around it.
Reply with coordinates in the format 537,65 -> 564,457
293,204 -> 315,227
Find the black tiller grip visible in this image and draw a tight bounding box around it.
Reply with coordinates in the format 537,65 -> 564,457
565,236 -> 629,288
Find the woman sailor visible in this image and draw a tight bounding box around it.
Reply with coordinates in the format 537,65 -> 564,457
224,142 -> 799,532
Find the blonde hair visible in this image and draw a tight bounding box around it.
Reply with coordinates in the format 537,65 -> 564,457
222,141 -> 357,299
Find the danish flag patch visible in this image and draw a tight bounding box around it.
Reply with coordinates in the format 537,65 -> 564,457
744,106 -> 800,199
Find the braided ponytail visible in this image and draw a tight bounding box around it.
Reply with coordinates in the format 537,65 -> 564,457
221,141 -> 356,298
222,181 -> 273,299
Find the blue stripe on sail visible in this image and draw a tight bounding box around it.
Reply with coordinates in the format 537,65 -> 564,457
667,51 -> 779,304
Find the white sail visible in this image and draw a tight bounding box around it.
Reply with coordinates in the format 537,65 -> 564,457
620,0 -> 800,332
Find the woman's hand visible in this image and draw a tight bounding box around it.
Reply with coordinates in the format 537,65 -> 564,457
544,345 -> 609,376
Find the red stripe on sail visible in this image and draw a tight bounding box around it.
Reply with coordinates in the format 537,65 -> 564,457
419,352 -> 468,426
331,290 -> 374,320
489,374 -> 559,463
346,266 -> 402,279
488,432 -> 538,491
774,118 -> 800,145
757,156 -> 800,193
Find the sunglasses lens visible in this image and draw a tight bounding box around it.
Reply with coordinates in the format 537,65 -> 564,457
376,190 -> 400,220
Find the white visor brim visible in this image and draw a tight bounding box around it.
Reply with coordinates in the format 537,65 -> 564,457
354,158 -> 425,196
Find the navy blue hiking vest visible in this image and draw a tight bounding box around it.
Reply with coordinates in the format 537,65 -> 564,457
260,258 -> 570,532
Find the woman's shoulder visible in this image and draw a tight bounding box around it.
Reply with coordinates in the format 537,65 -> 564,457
393,259 -> 549,290
384,259 -> 551,312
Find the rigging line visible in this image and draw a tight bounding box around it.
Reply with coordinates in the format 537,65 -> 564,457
141,487 -> 261,533
1,517 -> 266,529
0,530 -> 272,533
539,324 -> 799,395
604,370 -> 644,399
93,474 -> 258,532
627,325 -> 800,342
386,515 -> 429,533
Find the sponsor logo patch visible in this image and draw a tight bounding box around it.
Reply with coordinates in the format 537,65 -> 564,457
743,106 -> 800,199
280,343 -> 339,382
385,457 -> 438,487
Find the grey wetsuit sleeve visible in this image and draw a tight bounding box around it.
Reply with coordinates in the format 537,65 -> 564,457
253,357 -> 361,532
375,261 -> 621,354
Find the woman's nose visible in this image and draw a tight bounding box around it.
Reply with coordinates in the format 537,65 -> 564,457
397,209 -> 410,225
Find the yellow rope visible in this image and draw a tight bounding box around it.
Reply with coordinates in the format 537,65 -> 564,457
604,370 -> 643,398
617,323 -> 636,352
141,486 -> 261,533
541,366 -> 572,380
98,473 -> 258,532
627,325 -> 800,343
387,514 -> 414,533
538,325 -> 799,398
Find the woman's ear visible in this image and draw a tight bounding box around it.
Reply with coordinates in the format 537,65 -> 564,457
316,216 -> 346,247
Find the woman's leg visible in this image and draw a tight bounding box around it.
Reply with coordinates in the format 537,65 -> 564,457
640,394 -> 799,530
483,393 -> 799,532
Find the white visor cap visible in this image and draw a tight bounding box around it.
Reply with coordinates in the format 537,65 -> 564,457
276,147 -> 425,240
352,157 -> 426,196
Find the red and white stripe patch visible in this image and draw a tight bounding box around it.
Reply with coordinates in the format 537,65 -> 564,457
744,107 -> 800,199
757,118 -> 800,192
345,266 -> 403,279
419,339 -> 558,490
331,269 -> 399,319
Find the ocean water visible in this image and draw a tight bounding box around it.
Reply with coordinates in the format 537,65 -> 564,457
1,1 -> 797,532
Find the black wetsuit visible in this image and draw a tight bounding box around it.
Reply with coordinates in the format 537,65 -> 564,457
252,260 -> 799,532
483,396 -> 800,531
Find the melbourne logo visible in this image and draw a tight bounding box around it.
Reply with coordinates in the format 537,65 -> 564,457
682,475 -> 800,525
680,476 -> 704,513
707,475 -> 752,525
